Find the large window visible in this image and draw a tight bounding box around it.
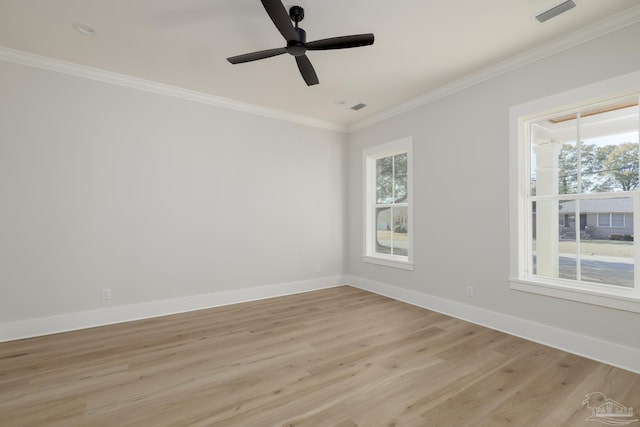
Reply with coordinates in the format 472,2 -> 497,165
364,138 -> 413,269
510,72 -> 640,313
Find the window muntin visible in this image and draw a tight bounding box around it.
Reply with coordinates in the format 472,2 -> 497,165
526,96 -> 639,290
364,138 -> 413,269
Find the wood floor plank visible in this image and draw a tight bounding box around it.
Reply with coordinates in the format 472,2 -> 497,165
480,352 -> 600,426
0,286 -> 638,426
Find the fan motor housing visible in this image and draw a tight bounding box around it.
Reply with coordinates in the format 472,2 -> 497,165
286,27 -> 307,56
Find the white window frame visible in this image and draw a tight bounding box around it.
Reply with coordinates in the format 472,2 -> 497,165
509,71 -> 640,313
363,137 -> 414,270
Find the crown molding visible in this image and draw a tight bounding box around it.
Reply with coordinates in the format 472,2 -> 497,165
2,4 -> 639,135
348,5 -> 640,132
0,46 -> 347,133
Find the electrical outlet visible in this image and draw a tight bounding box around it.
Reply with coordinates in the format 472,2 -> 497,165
466,286 -> 474,297
101,288 -> 111,300
315,265 -> 321,273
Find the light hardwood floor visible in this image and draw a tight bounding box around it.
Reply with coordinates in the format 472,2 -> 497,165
1,286 -> 638,426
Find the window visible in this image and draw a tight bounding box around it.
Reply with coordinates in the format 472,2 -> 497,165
597,213 -> 625,228
363,138 -> 413,269
509,71 -> 640,313
598,214 -> 611,227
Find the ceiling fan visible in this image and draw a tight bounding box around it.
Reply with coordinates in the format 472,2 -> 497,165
227,0 -> 374,86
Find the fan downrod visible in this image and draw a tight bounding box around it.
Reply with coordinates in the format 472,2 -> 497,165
286,6 -> 307,56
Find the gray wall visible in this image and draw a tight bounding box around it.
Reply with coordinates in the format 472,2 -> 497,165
346,23 -> 640,349
0,60 -> 346,322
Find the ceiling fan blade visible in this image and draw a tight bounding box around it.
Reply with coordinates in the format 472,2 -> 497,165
306,34 -> 375,50
295,55 -> 319,86
227,47 -> 287,64
261,0 -> 297,41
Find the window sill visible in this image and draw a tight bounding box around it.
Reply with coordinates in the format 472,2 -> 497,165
363,255 -> 414,271
509,277 -> 640,313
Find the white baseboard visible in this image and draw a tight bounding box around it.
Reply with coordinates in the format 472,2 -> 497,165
0,276 -> 343,342
6,275 -> 638,374
345,275 -> 640,374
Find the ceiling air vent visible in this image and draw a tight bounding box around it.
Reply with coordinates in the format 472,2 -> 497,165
535,0 -> 576,23
351,103 -> 367,111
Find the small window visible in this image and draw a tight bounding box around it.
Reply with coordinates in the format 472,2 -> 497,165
598,214 -> 612,227
598,213 -> 626,228
363,138 -> 413,269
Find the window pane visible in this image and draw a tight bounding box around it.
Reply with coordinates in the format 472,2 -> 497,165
558,199 -> 578,281
612,213 -> 625,228
375,206 -> 409,257
558,141 -> 579,195
532,198 -> 571,279
531,201 -> 536,274
376,156 -> 393,204
598,214 -> 610,227
530,145 -> 536,196
394,153 -> 407,202
579,100 -> 639,194
376,207 -> 392,254
530,117 -> 578,196
580,198 -> 633,287
558,239 -> 578,282
558,199 -> 572,239
392,206 -> 408,256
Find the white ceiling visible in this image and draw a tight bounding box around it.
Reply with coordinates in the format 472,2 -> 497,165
1,0 -> 639,129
